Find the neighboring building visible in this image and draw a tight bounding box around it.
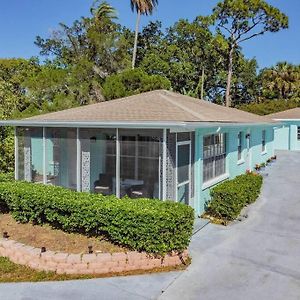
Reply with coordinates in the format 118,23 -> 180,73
0,90 -> 275,215
269,108 -> 300,151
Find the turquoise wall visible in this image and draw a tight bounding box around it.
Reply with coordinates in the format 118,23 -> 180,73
274,125 -> 290,150
273,121 -> 300,151
194,125 -> 274,216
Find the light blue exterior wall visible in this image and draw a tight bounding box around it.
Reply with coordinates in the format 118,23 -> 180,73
194,125 -> 274,216
273,121 -> 300,151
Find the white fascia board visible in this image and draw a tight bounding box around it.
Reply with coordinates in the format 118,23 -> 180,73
0,120 -> 275,130
273,119 -> 300,121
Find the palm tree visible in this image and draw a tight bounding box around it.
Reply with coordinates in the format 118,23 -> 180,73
130,0 -> 158,69
262,62 -> 299,100
90,1 -> 117,21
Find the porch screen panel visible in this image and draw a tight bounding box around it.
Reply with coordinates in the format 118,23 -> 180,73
80,129 -> 116,194
30,128 -> 43,183
16,127 -> 25,181
203,133 -> 226,182
16,127 -> 43,182
46,128 -> 77,190
119,129 -> 162,199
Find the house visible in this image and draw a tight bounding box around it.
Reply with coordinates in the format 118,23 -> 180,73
269,108 -> 300,151
0,90 -> 275,215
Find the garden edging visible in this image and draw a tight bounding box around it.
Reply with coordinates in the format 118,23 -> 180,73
0,238 -> 189,275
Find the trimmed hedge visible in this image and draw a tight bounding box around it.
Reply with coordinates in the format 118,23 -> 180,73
0,180 -> 194,255
207,173 -> 263,221
0,172 -> 14,182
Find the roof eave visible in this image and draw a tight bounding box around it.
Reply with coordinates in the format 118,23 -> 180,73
0,120 -> 275,129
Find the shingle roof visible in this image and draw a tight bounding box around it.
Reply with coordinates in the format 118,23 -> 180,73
268,107 -> 300,120
26,90 -> 273,124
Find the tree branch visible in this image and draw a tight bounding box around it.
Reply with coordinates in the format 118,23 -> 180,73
239,31 -> 266,43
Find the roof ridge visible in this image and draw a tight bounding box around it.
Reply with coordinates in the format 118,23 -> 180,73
159,91 -> 205,120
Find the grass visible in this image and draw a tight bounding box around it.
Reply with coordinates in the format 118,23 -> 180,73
0,257 -> 94,282
0,256 -> 191,283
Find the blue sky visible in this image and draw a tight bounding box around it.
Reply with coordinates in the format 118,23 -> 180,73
0,0 -> 299,69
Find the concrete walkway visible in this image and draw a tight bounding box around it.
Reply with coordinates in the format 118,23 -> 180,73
1,150 -> 300,300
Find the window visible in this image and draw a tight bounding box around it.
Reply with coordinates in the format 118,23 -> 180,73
203,134 -> 226,183
237,131 -> 242,161
262,130 -> 266,152
297,126 -> 300,140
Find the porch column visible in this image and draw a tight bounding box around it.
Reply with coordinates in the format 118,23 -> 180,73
81,137 -> 91,192
162,128 -> 167,200
14,128 -> 18,180
24,130 -> 32,182
116,128 -> 120,198
43,127 -> 47,184
76,128 -> 81,192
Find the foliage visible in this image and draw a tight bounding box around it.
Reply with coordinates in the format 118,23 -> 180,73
35,2 -> 131,105
0,172 -> 14,182
0,180 -> 194,254
260,62 -> 300,100
207,173 -> 263,221
238,98 -> 300,115
211,0 -> 288,106
103,68 -> 171,100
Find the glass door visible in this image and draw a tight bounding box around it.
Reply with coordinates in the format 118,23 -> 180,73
176,142 -> 191,205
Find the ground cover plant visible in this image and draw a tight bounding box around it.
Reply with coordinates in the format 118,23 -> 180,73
0,177 -> 194,255
206,173 -> 263,223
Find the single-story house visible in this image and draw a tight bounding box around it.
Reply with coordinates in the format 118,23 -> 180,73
269,108 -> 300,151
0,90 -> 275,215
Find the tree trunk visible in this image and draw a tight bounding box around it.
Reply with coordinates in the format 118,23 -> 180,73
201,67 -> 205,99
225,45 -> 234,107
132,9 -> 141,70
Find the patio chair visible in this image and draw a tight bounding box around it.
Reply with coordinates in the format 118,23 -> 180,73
94,174 -> 112,195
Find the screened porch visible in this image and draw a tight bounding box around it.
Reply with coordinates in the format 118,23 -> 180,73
16,127 -> 164,200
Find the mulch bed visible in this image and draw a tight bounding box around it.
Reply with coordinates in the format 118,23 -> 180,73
0,213 -> 126,254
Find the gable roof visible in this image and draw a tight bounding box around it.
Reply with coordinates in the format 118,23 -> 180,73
268,107 -> 300,120
25,90 -> 272,124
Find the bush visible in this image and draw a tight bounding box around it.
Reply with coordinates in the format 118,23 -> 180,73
0,181 -> 194,255
207,173 -> 263,221
0,172 -> 14,182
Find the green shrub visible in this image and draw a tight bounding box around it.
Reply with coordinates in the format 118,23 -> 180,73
207,173 -> 263,221
0,181 -> 194,255
0,172 -> 14,182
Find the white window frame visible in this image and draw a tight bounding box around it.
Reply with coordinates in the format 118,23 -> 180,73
237,131 -> 243,162
203,133 -> 226,183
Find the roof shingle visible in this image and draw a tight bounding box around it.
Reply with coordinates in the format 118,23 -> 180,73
268,107 -> 300,120
26,90 -> 273,124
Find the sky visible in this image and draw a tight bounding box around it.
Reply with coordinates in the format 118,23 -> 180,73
0,0 -> 299,69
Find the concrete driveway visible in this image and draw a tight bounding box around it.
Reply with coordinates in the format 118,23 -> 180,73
1,150 -> 300,300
